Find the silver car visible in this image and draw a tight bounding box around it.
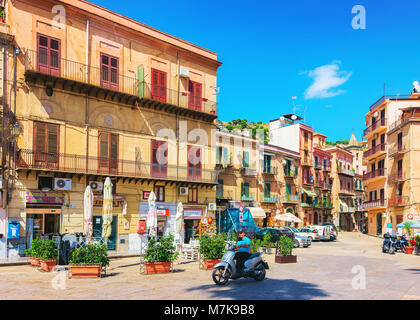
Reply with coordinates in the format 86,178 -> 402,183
294,234 -> 312,248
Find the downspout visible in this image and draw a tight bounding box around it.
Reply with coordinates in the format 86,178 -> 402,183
85,18 -> 89,175
176,52 -> 180,184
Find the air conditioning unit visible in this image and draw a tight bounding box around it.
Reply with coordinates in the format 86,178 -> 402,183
89,181 -> 104,192
179,67 -> 190,78
54,178 -> 72,191
179,187 -> 189,195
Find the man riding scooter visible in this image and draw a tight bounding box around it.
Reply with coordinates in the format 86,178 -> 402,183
235,229 -> 251,275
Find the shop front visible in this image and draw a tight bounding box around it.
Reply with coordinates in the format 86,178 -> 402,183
248,207 -> 266,227
25,191 -> 64,248
139,201 -> 177,237
183,207 -> 204,243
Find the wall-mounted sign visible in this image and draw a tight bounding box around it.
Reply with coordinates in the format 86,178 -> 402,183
143,191 -> 151,200
208,203 -> 216,211
26,191 -> 64,204
184,208 -> 203,220
408,213 -> 414,220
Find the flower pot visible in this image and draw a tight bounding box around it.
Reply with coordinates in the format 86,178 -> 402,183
405,247 -> 414,255
40,260 -> 57,272
203,259 -> 221,270
70,265 -> 102,278
275,255 -> 297,264
29,257 -> 41,267
145,262 -> 172,274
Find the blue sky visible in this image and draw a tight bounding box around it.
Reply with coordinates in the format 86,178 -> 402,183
92,0 -> 420,141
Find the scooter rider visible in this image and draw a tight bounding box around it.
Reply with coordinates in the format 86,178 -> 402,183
235,229 -> 251,274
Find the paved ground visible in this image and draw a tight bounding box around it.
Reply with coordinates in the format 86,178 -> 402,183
0,233 -> 419,300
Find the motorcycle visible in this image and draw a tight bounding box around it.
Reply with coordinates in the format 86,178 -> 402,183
394,234 -> 409,253
382,233 -> 396,254
212,244 -> 269,285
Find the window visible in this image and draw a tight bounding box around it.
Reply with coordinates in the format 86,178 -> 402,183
188,80 -> 202,111
37,34 -> 60,76
188,187 -> 198,203
216,180 -> 224,198
38,177 -> 53,190
34,121 -> 59,168
151,68 -> 167,102
264,183 -> 271,198
188,146 -> 202,179
241,182 -> 250,197
154,185 -> 165,202
99,132 -> 118,173
151,140 -> 168,178
286,184 -> 291,195
398,133 -> 403,150
263,155 -> 271,173
100,53 -> 119,90
243,151 -> 250,168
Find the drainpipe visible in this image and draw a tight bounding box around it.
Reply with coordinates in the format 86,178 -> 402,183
176,52 -> 180,184
85,18 -> 89,174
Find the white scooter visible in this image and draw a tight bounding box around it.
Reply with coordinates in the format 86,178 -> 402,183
212,244 -> 269,285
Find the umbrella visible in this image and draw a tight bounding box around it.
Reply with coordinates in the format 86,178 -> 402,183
275,212 -> 303,223
102,177 -> 113,240
147,191 -> 157,237
396,220 -> 420,229
175,202 -> 183,243
83,185 -> 94,237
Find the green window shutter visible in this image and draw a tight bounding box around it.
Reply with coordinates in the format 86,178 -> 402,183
138,65 -> 144,98
243,151 -> 249,168
264,183 -> 270,198
294,166 -> 299,176
286,184 -> 291,195
223,147 -> 228,164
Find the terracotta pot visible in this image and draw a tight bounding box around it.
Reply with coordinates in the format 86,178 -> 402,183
70,265 -> 102,278
405,247 -> 414,255
203,259 -> 221,270
275,255 -> 297,264
29,257 -> 40,267
40,260 -> 57,272
145,262 -> 172,274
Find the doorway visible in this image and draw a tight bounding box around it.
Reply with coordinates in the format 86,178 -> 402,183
314,212 -> 319,225
92,216 -> 117,250
376,213 -> 383,235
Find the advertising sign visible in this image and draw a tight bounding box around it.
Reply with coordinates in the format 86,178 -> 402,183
26,191 -> 65,204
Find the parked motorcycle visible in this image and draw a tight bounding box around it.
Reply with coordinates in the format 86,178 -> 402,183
212,244 -> 269,285
394,234 -> 409,253
382,233 -> 396,254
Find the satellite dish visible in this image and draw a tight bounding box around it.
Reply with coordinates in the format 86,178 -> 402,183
280,116 -> 285,121
291,115 -> 298,120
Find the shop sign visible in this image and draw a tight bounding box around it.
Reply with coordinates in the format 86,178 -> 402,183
208,203 -> 216,211
156,208 -> 170,217
408,213 -> 414,220
184,208 -> 203,220
26,191 -> 64,204
139,202 -> 176,218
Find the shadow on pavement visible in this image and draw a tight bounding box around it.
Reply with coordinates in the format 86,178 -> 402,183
186,277 -> 329,300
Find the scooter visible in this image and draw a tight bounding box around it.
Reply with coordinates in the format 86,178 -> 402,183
212,244 -> 269,285
382,233 -> 396,254
394,234 -> 409,253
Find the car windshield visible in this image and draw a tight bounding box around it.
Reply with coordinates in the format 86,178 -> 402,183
290,227 -> 298,233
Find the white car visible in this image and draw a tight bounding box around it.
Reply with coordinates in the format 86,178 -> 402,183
307,225 -> 332,241
296,227 -> 320,241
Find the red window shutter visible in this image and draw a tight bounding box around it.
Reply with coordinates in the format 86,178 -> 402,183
188,146 -> 202,179
37,34 -> 60,76
37,35 -> 49,74
188,81 -> 202,111
188,80 -> 195,109
101,54 -> 119,90
99,132 -> 109,169
195,83 -> 202,111
151,69 -> 166,102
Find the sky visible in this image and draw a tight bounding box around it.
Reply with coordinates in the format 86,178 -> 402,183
91,0 -> 420,141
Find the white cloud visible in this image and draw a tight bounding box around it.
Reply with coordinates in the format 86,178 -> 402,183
303,62 -> 352,99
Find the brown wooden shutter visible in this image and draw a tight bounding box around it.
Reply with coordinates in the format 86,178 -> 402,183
151,69 -> 166,102
47,124 -> 59,166
99,132 -> 109,169
110,134 -> 118,171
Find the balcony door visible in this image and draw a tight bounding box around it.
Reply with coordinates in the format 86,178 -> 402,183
151,140 -> 168,178
188,146 -> 202,179
151,69 -> 167,102
100,54 -> 119,91
37,34 -> 61,77
188,80 -> 202,111
99,132 -> 118,174
34,122 -> 59,170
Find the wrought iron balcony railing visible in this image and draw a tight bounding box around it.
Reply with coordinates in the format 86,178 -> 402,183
388,196 -> 409,207
363,168 -> 386,181
241,193 -> 255,202
388,171 -> 407,183
363,199 -> 386,209
261,166 -> 278,175
216,189 -> 233,200
262,194 -> 279,202
364,143 -> 386,158
337,167 -> 356,177
389,142 -> 409,157
282,194 -> 300,203
17,149 -> 218,184
363,118 -> 386,137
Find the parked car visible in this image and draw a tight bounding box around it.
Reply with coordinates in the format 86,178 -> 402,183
256,227 -> 294,244
307,225 -> 333,241
322,223 -> 338,241
296,227 -> 320,241
282,226 -> 315,240
294,234 -> 312,248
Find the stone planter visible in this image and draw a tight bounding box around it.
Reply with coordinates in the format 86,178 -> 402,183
275,255 -> 297,264
29,257 -> 41,267
70,265 -> 102,278
203,259 -> 221,270
40,260 -> 57,272
145,262 -> 172,274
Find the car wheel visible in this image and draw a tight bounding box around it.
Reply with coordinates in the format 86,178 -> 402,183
294,239 -> 300,248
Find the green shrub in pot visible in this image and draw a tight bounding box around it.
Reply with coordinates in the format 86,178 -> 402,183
277,235 -> 294,257
69,244 -> 109,267
144,235 -> 178,263
25,238 -> 42,258
198,234 -> 227,259
39,239 -> 58,261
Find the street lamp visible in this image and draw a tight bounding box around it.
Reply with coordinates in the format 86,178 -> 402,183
11,122 -> 22,141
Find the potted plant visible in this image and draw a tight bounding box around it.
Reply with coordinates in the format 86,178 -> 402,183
144,235 -> 178,274
404,223 -> 415,255
261,234 -> 274,254
69,244 -> 109,278
415,236 -> 420,255
39,239 -> 58,272
250,237 -> 261,254
198,234 -> 226,270
25,238 -> 42,267
275,235 -> 297,264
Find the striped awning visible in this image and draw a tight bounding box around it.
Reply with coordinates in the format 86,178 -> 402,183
303,188 -> 317,198
248,207 -> 266,219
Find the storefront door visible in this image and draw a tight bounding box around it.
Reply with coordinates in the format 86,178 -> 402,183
376,213 -> 383,235
92,216 -> 117,251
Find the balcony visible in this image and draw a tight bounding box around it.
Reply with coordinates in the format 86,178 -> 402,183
337,167 -> 356,177
301,202 -> 313,208
363,118 -> 386,138
216,190 -> 233,200
302,177 -> 314,185
17,149 -> 218,185
388,196 -> 409,207
322,165 -> 331,172
369,95 -> 415,112
282,194 -> 300,204
262,166 -> 278,175
388,171 -> 407,184
363,199 -> 386,210
240,167 -> 257,176
241,193 -> 255,202
315,201 -> 333,209
364,143 -> 386,160
301,157 -> 312,167
363,168 -> 386,181
262,194 -> 279,203
321,183 -> 333,191
389,142 -> 409,158
283,169 -> 297,179
314,162 -> 322,170
23,49 -> 217,122
339,189 -> 355,196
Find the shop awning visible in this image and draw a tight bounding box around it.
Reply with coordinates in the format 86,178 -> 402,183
303,188 -> 317,198
248,207 -> 266,219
